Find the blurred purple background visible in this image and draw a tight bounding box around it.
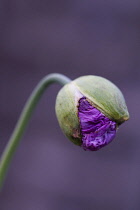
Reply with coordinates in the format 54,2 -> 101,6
0,1 -> 139,209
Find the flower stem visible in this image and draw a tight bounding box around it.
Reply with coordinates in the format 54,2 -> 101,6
0,73 -> 71,189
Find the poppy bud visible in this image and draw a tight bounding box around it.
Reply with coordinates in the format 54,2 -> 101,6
55,75 -> 129,151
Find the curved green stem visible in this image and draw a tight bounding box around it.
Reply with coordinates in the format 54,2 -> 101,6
0,73 -> 71,188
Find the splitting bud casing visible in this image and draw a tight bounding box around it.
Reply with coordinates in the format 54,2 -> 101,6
55,75 -> 129,151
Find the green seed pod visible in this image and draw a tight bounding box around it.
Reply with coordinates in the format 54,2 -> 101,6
55,75 -> 129,150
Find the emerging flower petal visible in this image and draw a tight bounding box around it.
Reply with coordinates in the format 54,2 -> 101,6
78,97 -> 116,151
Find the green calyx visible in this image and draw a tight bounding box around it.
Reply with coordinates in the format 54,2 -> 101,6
55,83 -> 82,145
74,75 -> 129,124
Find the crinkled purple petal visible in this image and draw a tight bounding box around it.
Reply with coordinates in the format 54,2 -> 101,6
78,97 -> 116,151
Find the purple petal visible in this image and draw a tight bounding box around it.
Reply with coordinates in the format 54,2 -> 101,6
78,97 -> 116,151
